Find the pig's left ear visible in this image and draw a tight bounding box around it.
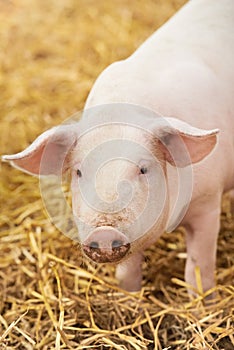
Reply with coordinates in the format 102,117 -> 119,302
2,125 -> 77,176
155,118 -> 219,167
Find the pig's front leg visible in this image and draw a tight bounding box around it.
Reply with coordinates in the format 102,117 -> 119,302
184,205 -> 220,297
115,252 -> 143,292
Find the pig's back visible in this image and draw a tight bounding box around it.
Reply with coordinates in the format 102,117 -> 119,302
131,0 -> 234,66
86,0 -> 234,124
128,0 -> 234,112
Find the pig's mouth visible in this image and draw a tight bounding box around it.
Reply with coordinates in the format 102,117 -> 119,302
82,243 -> 131,263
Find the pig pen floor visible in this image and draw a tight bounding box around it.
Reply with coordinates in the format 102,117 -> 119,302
0,0 -> 233,349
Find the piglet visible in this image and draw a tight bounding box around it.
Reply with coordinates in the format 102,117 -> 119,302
3,0 -> 234,295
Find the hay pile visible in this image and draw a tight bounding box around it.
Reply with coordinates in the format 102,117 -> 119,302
0,0 -> 233,349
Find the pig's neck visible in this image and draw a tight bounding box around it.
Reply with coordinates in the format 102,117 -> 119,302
85,76 -> 158,112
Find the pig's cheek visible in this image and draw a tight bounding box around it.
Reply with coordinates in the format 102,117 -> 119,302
132,181 -> 148,213
71,173 -> 81,213
71,186 -> 80,218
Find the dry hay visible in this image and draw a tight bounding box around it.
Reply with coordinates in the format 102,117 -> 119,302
0,0 -> 233,349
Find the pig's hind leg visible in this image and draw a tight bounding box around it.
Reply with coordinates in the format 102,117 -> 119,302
183,200 -> 221,298
184,191 -> 222,297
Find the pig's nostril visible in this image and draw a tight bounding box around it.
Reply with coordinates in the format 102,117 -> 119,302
89,241 -> 99,249
112,240 -> 123,249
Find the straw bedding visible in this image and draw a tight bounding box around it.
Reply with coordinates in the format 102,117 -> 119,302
0,0 -> 233,349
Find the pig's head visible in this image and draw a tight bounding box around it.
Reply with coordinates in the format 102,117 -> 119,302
2,104 -> 218,264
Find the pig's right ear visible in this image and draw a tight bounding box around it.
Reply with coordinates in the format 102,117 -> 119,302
2,125 -> 77,176
154,118 -> 219,167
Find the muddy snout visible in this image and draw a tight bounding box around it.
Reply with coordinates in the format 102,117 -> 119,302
82,226 -> 130,263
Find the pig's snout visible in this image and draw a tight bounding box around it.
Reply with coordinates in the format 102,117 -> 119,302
82,226 -> 130,263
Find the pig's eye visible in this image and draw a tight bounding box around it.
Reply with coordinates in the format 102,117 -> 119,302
140,166 -> 148,175
76,169 -> 82,177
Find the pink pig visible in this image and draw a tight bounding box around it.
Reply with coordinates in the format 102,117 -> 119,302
3,0 -> 234,294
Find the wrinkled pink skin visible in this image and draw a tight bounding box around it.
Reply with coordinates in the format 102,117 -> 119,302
3,0 -> 234,295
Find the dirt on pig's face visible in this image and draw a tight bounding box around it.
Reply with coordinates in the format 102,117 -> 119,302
70,123 -> 169,261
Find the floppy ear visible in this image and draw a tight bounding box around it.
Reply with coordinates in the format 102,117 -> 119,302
2,125 -> 77,175
155,118 -> 219,167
